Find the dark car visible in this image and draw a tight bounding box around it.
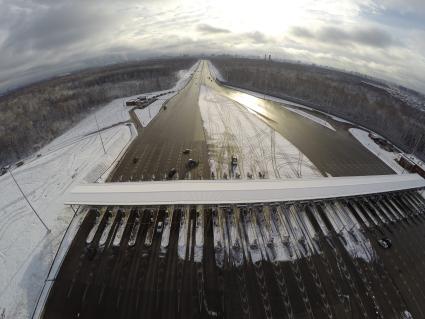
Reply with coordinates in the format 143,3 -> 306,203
231,156 -> 237,166
16,161 -> 24,167
133,157 -> 139,164
183,148 -> 191,154
378,238 -> 392,249
187,159 -> 199,168
167,168 -> 177,179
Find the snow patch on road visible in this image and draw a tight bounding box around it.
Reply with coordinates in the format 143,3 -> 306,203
198,85 -> 322,179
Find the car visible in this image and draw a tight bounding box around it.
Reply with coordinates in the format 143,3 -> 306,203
167,168 -> 177,179
187,158 -> 198,168
231,155 -> 237,166
156,221 -> 163,233
182,148 -> 191,154
0,168 -> 7,176
378,238 -> 392,249
16,161 -> 24,167
133,157 -> 139,164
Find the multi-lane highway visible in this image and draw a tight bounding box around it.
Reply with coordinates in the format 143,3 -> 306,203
109,62 -> 210,182
110,60 -> 392,182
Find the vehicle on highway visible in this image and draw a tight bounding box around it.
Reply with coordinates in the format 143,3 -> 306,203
231,155 -> 238,166
183,148 -> 191,154
167,168 -> 177,179
187,158 -> 199,169
16,161 -> 24,167
156,221 -> 163,233
378,238 -> 392,249
133,157 -> 139,164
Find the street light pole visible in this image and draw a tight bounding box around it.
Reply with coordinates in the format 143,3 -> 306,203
9,170 -> 50,233
94,114 -> 106,154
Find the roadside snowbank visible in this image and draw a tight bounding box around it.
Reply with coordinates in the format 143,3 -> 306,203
349,128 -> 404,174
284,107 -> 335,131
134,93 -> 174,127
0,116 -> 133,318
199,85 -> 322,179
207,61 -> 225,81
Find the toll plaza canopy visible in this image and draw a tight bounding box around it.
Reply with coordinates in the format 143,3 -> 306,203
64,174 -> 425,206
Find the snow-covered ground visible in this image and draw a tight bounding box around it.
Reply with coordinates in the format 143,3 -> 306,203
134,61 -> 200,127
198,85 -> 322,179
134,92 -> 174,127
349,128 -> 405,174
0,91 -> 139,318
42,95 -> 131,153
284,107 -> 335,131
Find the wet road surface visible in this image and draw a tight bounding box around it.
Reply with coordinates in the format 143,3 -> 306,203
110,60 -> 393,182
42,190 -> 425,318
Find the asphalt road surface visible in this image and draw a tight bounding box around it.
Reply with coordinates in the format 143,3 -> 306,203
109,62 -> 210,181
41,190 -> 425,318
204,63 -> 393,177
110,60 -> 392,182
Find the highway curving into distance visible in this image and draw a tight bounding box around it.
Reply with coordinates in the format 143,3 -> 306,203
110,60 -> 392,182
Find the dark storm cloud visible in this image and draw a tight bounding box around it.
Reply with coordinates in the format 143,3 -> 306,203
290,25 -> 394,48
197,24 -> 231,34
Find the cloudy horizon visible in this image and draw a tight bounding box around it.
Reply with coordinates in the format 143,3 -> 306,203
1,0 -> 425,93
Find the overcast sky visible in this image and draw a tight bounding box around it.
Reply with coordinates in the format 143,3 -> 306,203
1,0 -> 425,93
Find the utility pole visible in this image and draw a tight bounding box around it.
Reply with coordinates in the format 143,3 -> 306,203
94,114 -> 106,154
9,169 -> 50,233
411,134 -> 423,159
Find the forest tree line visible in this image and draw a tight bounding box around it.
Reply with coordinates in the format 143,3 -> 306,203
0,58 -> 195,166
211,57 -> 425,161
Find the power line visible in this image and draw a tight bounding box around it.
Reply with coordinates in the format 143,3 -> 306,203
94,114 -> 106,154
9,169 -> 50,233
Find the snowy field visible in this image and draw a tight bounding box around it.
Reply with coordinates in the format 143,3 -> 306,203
199,85 -> 322,179
135,61 -> 200,127
0,98 -> 137,318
